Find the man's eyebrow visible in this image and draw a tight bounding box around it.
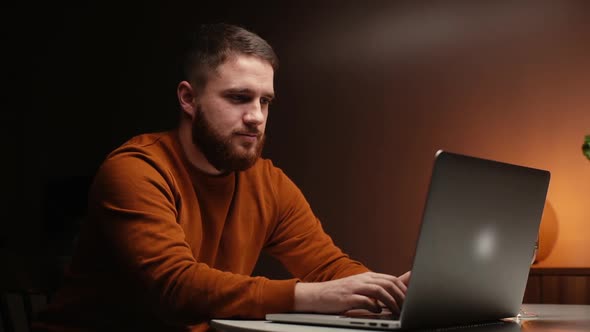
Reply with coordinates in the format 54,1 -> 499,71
224,88 -> 275,99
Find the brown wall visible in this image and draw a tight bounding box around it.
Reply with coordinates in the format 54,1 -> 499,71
5,1 -> 590,277
264,1 -> 590,273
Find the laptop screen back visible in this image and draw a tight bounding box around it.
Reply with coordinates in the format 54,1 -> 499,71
399,150 -> 550,329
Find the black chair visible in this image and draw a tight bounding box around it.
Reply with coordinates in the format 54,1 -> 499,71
1,251 -> 67,332
1,175 -> 92,332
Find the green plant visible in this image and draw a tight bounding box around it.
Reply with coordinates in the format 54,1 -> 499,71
584,135 -> 590,161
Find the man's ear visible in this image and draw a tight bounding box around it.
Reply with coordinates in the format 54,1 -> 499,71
177,81 -> 197,119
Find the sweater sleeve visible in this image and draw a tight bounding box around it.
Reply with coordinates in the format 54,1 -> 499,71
90,154 -> 297,324
264,166 -> 370,282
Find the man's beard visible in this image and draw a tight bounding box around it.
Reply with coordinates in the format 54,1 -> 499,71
191,106 -> 265,173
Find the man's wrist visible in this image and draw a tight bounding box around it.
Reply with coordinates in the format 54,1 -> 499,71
294,282 -> 318,312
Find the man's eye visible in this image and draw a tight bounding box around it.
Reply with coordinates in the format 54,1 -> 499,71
260,97 -> 273,106
228,95 -> 250,103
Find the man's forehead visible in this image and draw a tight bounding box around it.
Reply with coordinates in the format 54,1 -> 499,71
209,55 -> 274,93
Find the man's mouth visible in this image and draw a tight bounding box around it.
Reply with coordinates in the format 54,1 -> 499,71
235,132 -> 260,143
235,131 -> 260,138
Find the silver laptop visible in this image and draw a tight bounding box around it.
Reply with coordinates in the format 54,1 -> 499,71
266,150 -> 550,330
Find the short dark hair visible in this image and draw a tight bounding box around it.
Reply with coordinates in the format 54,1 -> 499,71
183,23 -> 278,89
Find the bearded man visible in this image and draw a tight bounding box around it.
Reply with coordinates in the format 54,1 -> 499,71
34,23 -> 409,332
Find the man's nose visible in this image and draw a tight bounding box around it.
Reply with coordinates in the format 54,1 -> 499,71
243,102 -> 265,125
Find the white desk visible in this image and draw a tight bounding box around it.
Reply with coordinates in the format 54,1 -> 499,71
211,304 -> 590,331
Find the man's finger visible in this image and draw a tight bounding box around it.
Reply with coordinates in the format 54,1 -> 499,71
366,277 -> 406,305
391,278 -> 407,298
398,271 -> 411,286
349,295 -> 382,313
372,272 -> 411,293
369,273 -> 408,293
355,284 -> 400,315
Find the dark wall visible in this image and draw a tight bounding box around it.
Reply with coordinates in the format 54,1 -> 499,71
5,1 -> 590,274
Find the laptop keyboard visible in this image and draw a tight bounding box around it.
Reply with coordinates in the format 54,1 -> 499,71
342,309 -> 399,320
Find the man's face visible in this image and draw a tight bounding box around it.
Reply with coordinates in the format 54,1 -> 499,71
191,55 -> 274,172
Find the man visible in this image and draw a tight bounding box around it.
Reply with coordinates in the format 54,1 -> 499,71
34,23 -> 409,332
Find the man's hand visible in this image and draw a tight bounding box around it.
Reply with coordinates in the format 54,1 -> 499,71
294,271 -> 411,315
398,270 -> 411,286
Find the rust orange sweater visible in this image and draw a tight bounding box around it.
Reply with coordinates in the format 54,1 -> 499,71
35,131 -> 368,331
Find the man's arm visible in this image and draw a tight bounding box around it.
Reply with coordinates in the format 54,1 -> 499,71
264,165 -> 411,314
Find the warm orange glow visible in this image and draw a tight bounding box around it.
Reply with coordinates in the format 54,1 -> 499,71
536,201 -> 558,263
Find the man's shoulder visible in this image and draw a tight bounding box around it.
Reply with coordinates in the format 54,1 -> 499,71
103,130 -> 177,163
115,130 -> 176,153
97,130 -> 181,180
